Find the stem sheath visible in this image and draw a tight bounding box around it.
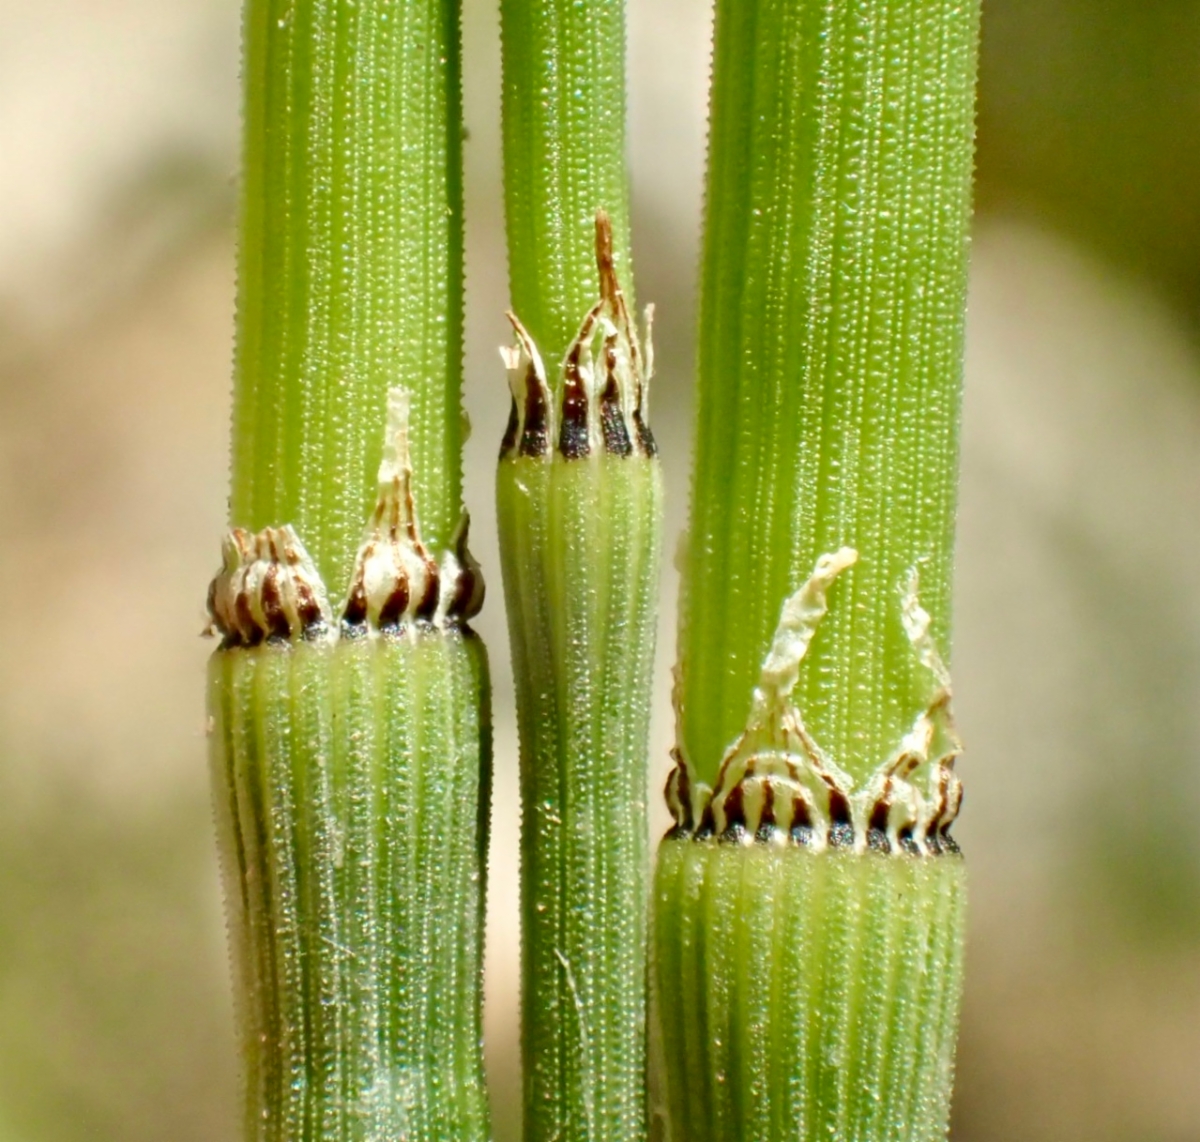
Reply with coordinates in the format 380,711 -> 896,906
210,632 -> 491,1142
655,842 -> 966,1142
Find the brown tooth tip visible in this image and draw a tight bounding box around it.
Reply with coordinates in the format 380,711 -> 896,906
594,210 -> 619,303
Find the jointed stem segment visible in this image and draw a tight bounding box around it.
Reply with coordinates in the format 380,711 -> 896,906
212,2 -> 488,1140
657,0 -> 981,1138
680,0 -> 981,789
498,220 -> 662,1142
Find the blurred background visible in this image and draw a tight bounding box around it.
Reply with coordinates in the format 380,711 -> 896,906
0,0 -> 1198,1139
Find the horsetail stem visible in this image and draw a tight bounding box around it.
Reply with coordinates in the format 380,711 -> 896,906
497,192 -> 661,1142
680,0 -> 979,788
500,0 -> 634,366
232,0 -> 465,594
207,2 -> 490,1139
657,0 -> 981,1138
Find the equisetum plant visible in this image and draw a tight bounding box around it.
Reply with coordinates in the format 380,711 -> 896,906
202,0 -> 982,1139
655,0 -> 981,1139
498,3 -> 662,1142
205,2 -> 490,1140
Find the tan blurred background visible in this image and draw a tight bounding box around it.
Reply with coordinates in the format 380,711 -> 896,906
0,1 -> 1198,1139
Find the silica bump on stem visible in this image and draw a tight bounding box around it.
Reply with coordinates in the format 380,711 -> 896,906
497,215 -> 662,1142
208,2 -> 489,1139
656,0 -> 981,1138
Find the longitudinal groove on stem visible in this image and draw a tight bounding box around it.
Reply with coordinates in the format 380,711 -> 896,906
499,0 -> 656,1135
656,0 -> 980,1138
498,454 -> 660,1142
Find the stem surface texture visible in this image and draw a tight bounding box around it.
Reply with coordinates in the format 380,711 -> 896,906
500,0 -> 634,365
210,633 -> 491,1142
655,841 -> 966,1142
499,0 -> 655,1133
499,452 -> 660,1142
214,2 -> 488,1140
656,0 -> 981,1139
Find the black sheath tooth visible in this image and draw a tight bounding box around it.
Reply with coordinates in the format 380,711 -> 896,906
500,396 -> 519,458
600,350 -> 633,457
559,354 -> 591,459
867,800 -> 892,854
632,381 -> 658,457
413,561 -> 441,620
520,366 -> 550,457
376,582 -> 410,630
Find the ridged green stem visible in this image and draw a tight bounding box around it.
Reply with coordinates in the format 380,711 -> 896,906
655,842 -> 966,1142
499,2 -> 654,1140
657,1 -> 980,1139
681,0 -> 981,786
498,454 -> 661,1142
209,633 -> 490,1142
232,0 -> 464,592
214,3 -> 487,1141
500,0 -> 633,365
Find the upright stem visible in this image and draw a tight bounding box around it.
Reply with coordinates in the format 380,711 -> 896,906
500,0 -> 634,365
233,0 -> 465,591
657,1 -> 981,1139
499,5 -> 659,1140
209,3 -> 489,1140
681,0 -> 980,787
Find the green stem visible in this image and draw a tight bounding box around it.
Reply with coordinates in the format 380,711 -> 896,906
233,0 -> 465,592
656,0 -> 981,1139
210,2 -> 488,1140
654,843 -> 966,1142
210,632 -> 491,1142
680,0 -> 980,786
500,5 -> 654,1140
497,224 -> 661,1142
498,452 -> 660,1142
500,0 -> 634,365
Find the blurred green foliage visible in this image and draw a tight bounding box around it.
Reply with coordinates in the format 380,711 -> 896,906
978,0 -> 1200,312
